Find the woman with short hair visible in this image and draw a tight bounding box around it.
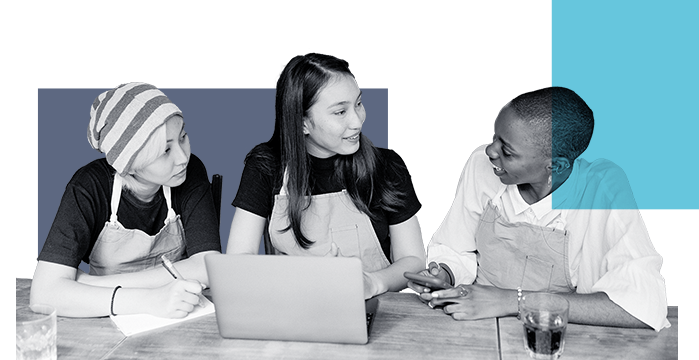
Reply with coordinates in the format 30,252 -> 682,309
31,83 -> 221,318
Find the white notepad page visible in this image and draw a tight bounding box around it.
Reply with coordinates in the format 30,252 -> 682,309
110,297 -> 215,336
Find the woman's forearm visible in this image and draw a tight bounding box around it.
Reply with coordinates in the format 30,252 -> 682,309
562,292 -> 650,328
76,251 -> 217,289
31,261 -> 154,317
31,275 -> 115,317
370,255 -> 425,294
376,215 -> 426,294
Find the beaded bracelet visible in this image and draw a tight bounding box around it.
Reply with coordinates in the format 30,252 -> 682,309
516,287 -> 523,320
111,285 -> 122,316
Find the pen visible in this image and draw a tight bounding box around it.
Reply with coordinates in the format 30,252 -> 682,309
161,255 -> 206,308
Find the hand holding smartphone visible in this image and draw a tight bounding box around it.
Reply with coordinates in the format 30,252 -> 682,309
404,272 -> 453,290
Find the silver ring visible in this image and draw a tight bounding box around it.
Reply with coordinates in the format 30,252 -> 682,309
458,285 -> 468,297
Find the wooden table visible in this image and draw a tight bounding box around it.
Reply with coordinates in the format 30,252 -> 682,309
498,311 -> 678,359
16,278 -> 677,359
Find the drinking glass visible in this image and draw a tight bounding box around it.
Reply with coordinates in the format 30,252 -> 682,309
16,304 -> 57,360
520,293 -> 569,359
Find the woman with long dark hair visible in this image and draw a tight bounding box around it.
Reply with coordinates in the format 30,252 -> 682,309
227,53 -> 425,298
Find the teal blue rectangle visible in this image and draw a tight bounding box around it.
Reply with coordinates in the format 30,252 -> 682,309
553,1 -> 698,209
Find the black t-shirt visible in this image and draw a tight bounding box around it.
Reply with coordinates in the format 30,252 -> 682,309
38,154 -> 221,268
232,145 -> 422,259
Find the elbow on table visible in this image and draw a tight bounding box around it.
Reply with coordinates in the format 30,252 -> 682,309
28,281 -> 60,313
30,267 -> 94,317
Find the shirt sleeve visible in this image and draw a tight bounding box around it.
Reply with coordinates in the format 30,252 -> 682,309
427,145 -> 498,285
38,163 -> 111,268
231,152 -> 276,218
578,209 -> 670,331
381,149 -> 422,225
564,159 -> 670,331
174,154 -> 222,255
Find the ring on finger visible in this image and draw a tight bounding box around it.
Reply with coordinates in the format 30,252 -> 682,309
458,284 -> 468,297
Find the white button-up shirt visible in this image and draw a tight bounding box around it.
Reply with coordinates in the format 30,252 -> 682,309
428,145 -> 670,331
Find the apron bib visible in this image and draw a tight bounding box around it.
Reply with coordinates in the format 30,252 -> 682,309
268,170 -> 390,273
89,174 -> 186,275
474,187 -> 575,293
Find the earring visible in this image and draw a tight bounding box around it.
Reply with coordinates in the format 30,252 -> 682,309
548,174 -> 552,186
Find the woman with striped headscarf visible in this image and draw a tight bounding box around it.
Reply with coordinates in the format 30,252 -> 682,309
31,83 -> 221,318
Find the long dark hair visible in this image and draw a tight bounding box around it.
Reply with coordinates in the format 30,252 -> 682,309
250,53 -> 405,249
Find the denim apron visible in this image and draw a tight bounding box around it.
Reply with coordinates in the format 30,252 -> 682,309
88,174 -> 186,275
474,187 -> 575,293
268,171 -> 391,273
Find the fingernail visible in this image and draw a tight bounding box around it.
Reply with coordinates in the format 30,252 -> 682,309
432,293 -> 440,298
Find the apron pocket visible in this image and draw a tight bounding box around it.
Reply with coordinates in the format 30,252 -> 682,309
330,224 -> 361,258
520,255 -> 554,292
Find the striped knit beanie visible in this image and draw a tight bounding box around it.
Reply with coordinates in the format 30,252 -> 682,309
87,83 -> 182,175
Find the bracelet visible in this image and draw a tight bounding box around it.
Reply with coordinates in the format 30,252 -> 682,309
110,285 -> 122,316
516,287 -> 523,320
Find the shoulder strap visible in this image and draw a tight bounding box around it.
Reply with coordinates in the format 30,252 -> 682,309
109,174 -> 122,223
162,185 -> 176,224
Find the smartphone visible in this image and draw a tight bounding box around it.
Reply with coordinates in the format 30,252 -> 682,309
404,272 -> 452,290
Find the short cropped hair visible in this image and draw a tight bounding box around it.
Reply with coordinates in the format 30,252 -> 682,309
509,87 -> 594,161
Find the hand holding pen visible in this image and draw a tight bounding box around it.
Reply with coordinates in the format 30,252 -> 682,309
161,255 -> 207,308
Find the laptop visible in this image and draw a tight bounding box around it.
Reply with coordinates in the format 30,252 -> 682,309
205,253 -> 377,344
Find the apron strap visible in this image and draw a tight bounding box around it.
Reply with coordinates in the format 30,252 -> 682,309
109,174 -> 122,224
163,185 -> 177,225
279,167 -> 290,196
163,185 -> 176,224
110,173 -> 176,225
